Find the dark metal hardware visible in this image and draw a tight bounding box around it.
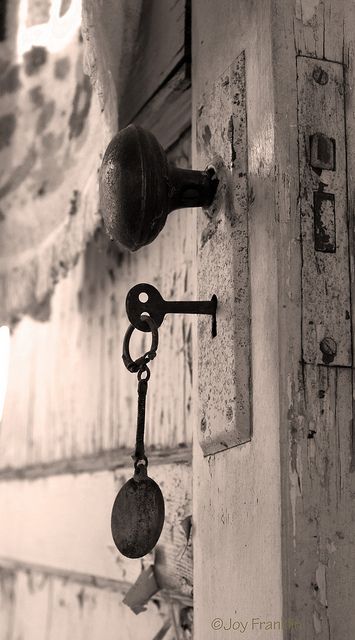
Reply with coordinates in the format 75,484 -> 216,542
111,351 -> 165,559
320,336 -> 337,364
99,124 -> 218,251
122,316 -> 159,373
111,461 -> 165,559
125,283 -> 217,333
111,285 -> 217,559
310,133 -> 335,171
313,191 -> 336,253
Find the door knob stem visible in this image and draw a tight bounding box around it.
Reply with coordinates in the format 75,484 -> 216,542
168,165 -> 217,211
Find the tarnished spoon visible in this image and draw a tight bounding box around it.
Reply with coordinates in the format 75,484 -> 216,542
111,463 -> 165,559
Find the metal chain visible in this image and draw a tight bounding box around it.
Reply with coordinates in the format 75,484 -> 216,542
133,364 -> 150,469
121,315 -> 159,471
122,315 -> 159,373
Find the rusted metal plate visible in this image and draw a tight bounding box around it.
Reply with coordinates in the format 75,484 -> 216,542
297,57 -> 352,367
313,192 -> 336,253
196,52 -> 251,455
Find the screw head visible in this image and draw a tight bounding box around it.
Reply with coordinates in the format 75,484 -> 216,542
320,337 -> 337,363
313,66 -> 329,85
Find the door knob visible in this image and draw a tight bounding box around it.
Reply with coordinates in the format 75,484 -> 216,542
99,125 -> 218,251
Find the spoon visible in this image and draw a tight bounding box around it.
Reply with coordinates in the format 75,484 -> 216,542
111,463 -> 165,559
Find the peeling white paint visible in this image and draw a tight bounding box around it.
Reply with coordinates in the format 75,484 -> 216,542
249,112 -> 274,176
326,539 -> 337,554
313,609 -> 322,634
315,563 -> 328,607
289,464 -> 300,546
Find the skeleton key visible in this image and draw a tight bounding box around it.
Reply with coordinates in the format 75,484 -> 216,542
126,282 -> 217,333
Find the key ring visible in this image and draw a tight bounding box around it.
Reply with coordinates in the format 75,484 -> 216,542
122,314 -> 159,373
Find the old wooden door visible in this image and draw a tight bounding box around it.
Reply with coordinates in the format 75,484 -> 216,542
1,1 -> 355,639
192,1 -> 355,639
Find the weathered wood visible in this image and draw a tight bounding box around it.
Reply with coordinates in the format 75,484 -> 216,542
193,0 -> 355,638
116,0 -> 191,151
344,2 -> 355,466
119,0 -> 188,126
0,445 -> 191,481
297,56 -> 351,367
0,463 -> 192,599
273,1 -> 355,639
293,0 -> 345,62
10,570 -> 50,640
48,578 -> 163,640
0,134 -> 195,470
133,67 -> 191,152
0,558 -> 193,608
0,567 -> 178,640
0,567 -> 16,640
288,365 -> 354,638
193,2 -> 283,637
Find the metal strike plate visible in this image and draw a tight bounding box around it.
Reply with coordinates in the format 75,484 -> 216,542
196,51 -> 251,455
297,57 -> 352,367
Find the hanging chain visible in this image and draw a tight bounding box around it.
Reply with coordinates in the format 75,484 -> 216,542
122,315 -> 159,472
122,315 -> 159,373
133,364 -> 150,468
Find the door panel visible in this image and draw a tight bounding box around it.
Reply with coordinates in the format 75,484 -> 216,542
193,3 -> 283,637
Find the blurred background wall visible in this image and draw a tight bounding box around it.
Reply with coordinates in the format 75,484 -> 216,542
0,1 -> 194,638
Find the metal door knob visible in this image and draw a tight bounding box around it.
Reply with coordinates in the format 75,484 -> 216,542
99,125 -> 218,251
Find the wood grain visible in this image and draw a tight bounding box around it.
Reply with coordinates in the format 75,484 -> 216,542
193,0 -> 355,638
193,2 -> 283,638
0,463 -> 192,599
0,567 -> 178,640
288,365 -> 354,638
119,0 -> 188,125
133,68 -> 191,152
274,1 -> 355,639
0,567 -> 15,640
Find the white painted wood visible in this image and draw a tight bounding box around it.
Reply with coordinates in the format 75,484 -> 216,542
11,571 -> 50,640
196,51 -> 251,455
47,577 -> 166,640
0,567 -> 15,640
0,464 -> 192,598
0,567 -> 175,640
193,2 -> 283,638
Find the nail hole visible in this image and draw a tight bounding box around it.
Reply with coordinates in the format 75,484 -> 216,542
139,292 -> 149,303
